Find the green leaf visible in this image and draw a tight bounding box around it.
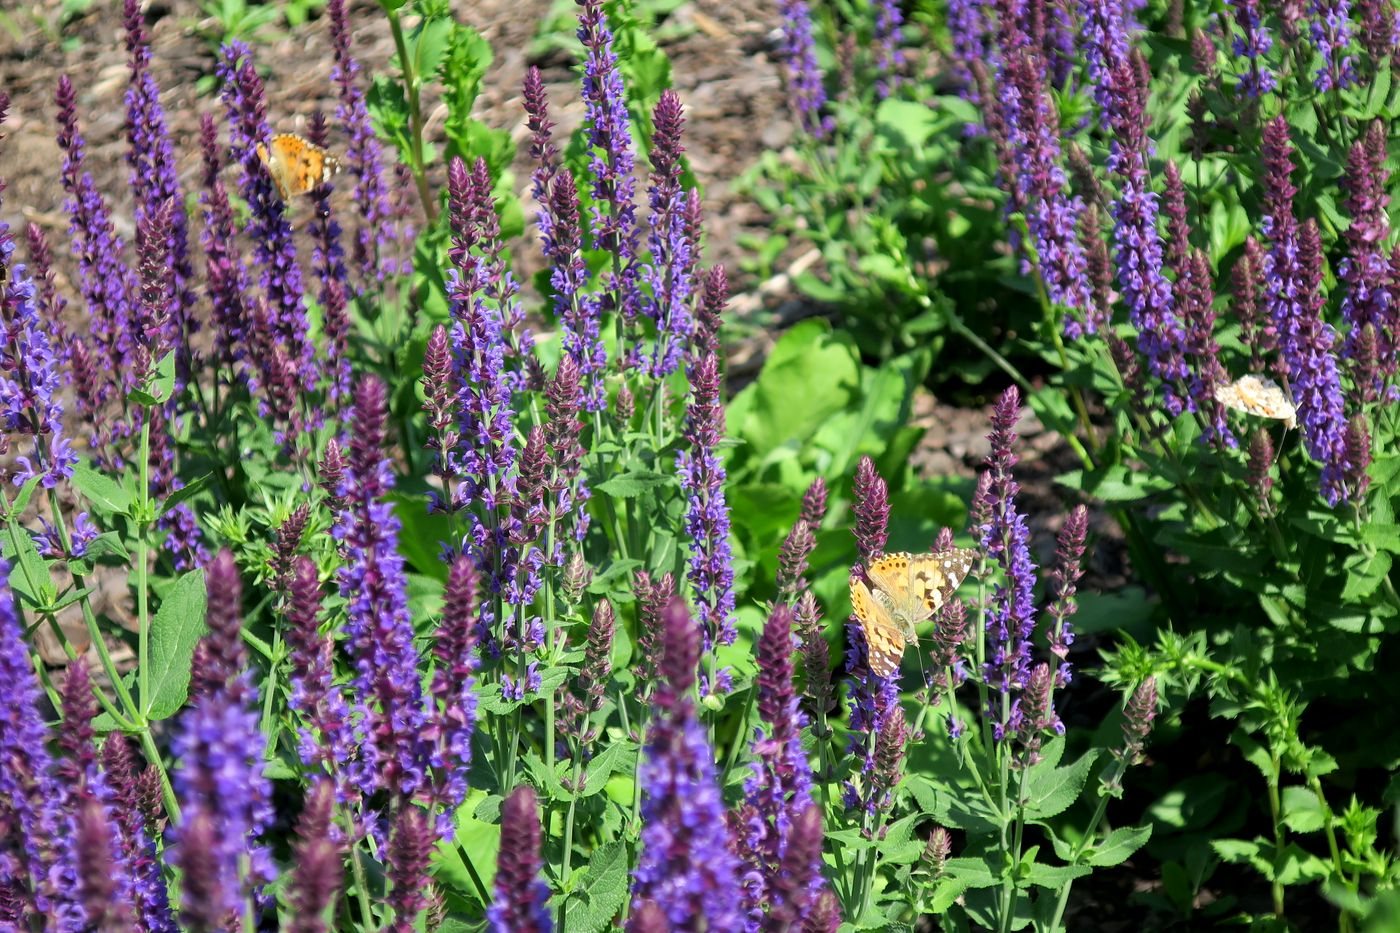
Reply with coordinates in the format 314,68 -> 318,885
582,740 -> 637,797
562,840 -> 629,932
735,319 -> 860,460
1025,750 -> 1100,820
1281,785 -> 1327,834
160,473 -> 212,516
593,470 -> 671,498
72,461 -> 132,516
144,570 -> 209,720
1085,825 -> 1153,867
942,856 -> 1000,889
1025,861 -> 1091,888
7,475 -> 41,520
1055,465 -> 1174,501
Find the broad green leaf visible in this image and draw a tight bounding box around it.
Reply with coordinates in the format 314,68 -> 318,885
942,856 -> 999,888
160,473 -> 212,517
736,319 -> 860,460
593,470 -> 671,498
72,461 -> 132,516
1025,861 -> 1091,888
562,840 -> 629,933
1025,750 -> 1100,820
582,740 -> 637,797
144,569 -> 208,720
1085,825 -> 1153,867
1055,465 -> 1174,501
1281,785 -> 1327,834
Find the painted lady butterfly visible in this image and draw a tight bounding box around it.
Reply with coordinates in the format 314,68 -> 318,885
1214,374 -> 1297,430
256,133 -> 341,201
850,548 -> 979,679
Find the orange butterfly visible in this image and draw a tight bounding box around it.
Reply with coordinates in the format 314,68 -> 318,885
850,548 -> 979,679
1214,374 -> 1297,430
256,133 -> 341,201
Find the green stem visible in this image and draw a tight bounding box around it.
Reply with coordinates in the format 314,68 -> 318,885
342,809 -> 376,926
386,9 -> 437,224
137,415 -> 152,716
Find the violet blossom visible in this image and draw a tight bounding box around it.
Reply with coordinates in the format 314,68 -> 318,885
1227,0 -> 1278,96
1339,121 -> 1395,395
1310,0 -> 1358,90
488,786 -> 552,933
630,599 -> 744,929
640,90 -> 697,378
777,0 -> 833,138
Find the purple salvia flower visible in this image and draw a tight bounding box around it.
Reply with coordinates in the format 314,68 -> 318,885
1162,161 -> 1191,283
174,812 -> 223,933
1108,678 -> 1157,780
1077,0 -> 1132,107
523,66 -> 559,205
75,796 -> 134,933
1310,0 -> 1359,90
1345,415 -> 1373,498
777,0 -> 833,138
764,804 -> 826,929
693,264 -> 727,362
1001,49 -> 1094,336
0,196 -> 77,489
268,505 -> 311,595
544,169 -> 607,408
336,377 -> 433,808
800,476 -> 827,531
545,355 -> 592,543
562,599 -> 615,755
1191,27 -> 1220,79
328,0 -> 400,285
426,554 -> 480,835
285,556 -> 357,798
978,387 -> 1039,740
306,111 -> 353,409
172,551 -> 273,926
776,519 -> 817,602
385,807 -> 434,933
1339,122 -> 1395,393
1106,54 -> 1192,415
794,592 -> 833,734
287,780 -> 342,933
1227,0 -> 1278,96
633,570 -> 676,703
577,0 -> 642,323
739,605 -> 823,926
1080,203 -> 1115,332
218,42 -> 316,407
488,786 -> 552,933
640,90 -> 697,377
873,0 -> 905,98
1044,506 -> 1087,685
24,224 -> 70,362
197,112 -> 251,375
1015,662 -> 1063,765
870,702 -> 909,811
631,599 -> 744,930
0,560 -> 84,930
677,354 -> 738,653
628,902 -> 669,933
100,736 -> 176,932
1261,119 -> 1350,503
1234,236 -> 1271,372
948,0 -> 992,98
54,77 -> 137,418
423,324 -> 459,500
1358,0 -> 1398,65
1247,429 -> 1277,514
851,455 -> 889,562
804,891 -> 843,932
124,0 -> 194,377
1181,249 -> 1235,448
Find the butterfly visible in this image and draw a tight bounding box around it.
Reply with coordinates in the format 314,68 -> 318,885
1214,374 -> 1297,430
256,133 -> 341,201
850,548 -> 979,679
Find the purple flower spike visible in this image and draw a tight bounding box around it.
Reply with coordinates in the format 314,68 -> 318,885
1044,505 -> 1087,684
777,0 -> 832,138
1105,54 -> 1192,414
328,0 -> 401,285
563,599 -> 615,755
633,571 -> 677,702
1181,250 -> 1235,448
337,377 -> 432,810
1310,0 -> 1359,90
1077,0 -> 1132,107
873,0 -> 906,98
852,455 -> 889,561
488,786 -> 552,933
1340,122 -> 1395,393
640,90 -> 697,378
677,355 -> 737,654
75,796 -> 134,932
0,194 -> 78,489
978,387 -> 1039,740
1001,49 -> 1093,336
738,605 -> 825,926
173,551 -> 273,925
54,76 -> 137,424
385,807 -> 434,933
101,736 -> 176,931
124,0 -> 194,376
577,0 -> 642,323
1358,0 -> 1398,65
631,599 -> 744,929
948,0 -> 991,99
1261,119 -> 1349,503
0,560 -> 84,930
198,112 -> 251,376
426,553 -> 480,834
288,780 -> 342,933
285,556 -> 357,796
1228,0 -> 1278,96
24,223 -> 70,358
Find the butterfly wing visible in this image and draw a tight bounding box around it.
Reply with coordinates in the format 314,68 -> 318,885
910,547 -> 978,614
850,575 -> 905,679
259,133 -> 340,201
